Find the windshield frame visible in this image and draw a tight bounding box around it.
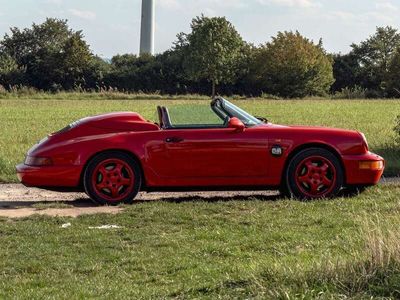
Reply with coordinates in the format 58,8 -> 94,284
211,98 -> 263,127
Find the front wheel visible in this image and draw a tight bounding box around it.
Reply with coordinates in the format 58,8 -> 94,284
84,152 -> 142,205
339,185 -> 368,197
285,148 -> 344,200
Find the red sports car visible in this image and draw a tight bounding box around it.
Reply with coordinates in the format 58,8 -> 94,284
16,98 -> 384,204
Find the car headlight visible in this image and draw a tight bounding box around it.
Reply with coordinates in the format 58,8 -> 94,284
25,156 -> 53,166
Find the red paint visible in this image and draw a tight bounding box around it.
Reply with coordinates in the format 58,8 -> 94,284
295,156 -> 337,198
92,158 -> 135,202
16,98 -> 384,199
228,117 -> 245,132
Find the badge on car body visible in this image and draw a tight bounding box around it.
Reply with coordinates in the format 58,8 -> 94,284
271,145 -> 283,157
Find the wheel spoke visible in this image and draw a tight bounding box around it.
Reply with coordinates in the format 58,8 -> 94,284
110,186 -> 120,198
322,176 -> 332,187
310,182 -> 319,194
96,182 -> 108,190
305,161 -> 315,170
99,166 -> 110,177
120,178 -> 131,186
320,163 -> 329,174
114,164 -> 123,176
298,174 -> 310,184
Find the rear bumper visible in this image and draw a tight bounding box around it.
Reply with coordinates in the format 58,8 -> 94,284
342,152 -> 385,185
16,164 -> 82,188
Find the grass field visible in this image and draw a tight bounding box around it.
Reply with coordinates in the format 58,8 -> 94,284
1,96 -> 400,298
0,97 -> 399,182
1,185 -> 400,298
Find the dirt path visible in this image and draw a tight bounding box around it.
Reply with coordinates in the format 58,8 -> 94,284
0,184 -> 280,218
0,178 -> 398,219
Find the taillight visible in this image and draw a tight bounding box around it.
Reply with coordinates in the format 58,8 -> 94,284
25,156 -> 53,166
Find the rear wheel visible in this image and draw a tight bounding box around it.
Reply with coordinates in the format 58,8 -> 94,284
84,152 -> 141,205
285,148 -> 343,200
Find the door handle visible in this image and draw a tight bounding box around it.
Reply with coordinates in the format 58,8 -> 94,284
166,137 -> 184,143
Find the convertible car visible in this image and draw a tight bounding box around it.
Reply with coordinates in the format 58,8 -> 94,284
17,97 -> 384,205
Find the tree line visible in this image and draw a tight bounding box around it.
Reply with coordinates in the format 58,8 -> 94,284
0,17 -> 400,98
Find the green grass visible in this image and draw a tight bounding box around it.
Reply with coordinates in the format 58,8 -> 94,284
0,90 -> 212,100
1,95 -> 400,297
1,185 -> 400,298
0,98 -> 399,182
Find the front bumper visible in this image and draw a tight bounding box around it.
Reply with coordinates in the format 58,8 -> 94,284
16,164 -> 82,188
342,152 -> 385,185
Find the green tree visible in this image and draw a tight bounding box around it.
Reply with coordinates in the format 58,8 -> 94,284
84,56 -> 112,90
179,15 -> 246,98
387,48 -> 400,97
105,54 -> 166,92
62,32 -> 93,89
0,53 -> 25,88
331,53 -> 361,92
251,31 -> 334,98
0,18 -> 94,90
351,26 -> 400,95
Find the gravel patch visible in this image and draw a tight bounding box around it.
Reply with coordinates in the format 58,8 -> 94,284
0,184 -> 279,218
1,178 -> 398,219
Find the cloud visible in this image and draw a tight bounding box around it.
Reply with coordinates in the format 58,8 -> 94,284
68,9 -> 96,20
207,0 -> 248,9
158,0 -> 248,11
158,0 -> 181,10
45,0 -> 63,4
375,1 -> 398,11
324,10 -> 394,24
257,0 -> 321,8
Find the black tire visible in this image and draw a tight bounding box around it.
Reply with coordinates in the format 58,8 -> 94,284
284,148 -> 344,200
83,151 -> 142,205
339,185 -> 368,197
279,185 -> 290,198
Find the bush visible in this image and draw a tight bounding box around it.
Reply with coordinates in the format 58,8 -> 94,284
333,86 -> 367,99
249,31 -> 334,98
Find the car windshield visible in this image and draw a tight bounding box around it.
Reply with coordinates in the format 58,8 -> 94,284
212,98 -> 262,127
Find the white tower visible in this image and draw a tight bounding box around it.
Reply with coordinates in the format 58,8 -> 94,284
140,0 -> 155,55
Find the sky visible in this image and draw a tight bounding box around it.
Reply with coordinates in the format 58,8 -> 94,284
0,0 -> 399,58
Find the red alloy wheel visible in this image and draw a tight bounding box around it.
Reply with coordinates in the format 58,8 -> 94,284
294,156 -> 337,198
91,158 -> 135,203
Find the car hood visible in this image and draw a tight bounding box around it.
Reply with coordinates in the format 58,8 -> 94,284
264,123 -> 359,134
287,124 -> 356,132
259,123 -> 368,155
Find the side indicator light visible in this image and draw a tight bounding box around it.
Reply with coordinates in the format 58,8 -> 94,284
271,145 -> 283,157
359,161 -> 384,171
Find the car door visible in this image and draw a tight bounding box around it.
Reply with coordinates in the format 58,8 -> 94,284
156,126 -> 269,182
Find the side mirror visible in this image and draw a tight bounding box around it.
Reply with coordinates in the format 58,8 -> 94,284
228,117 -> 245,133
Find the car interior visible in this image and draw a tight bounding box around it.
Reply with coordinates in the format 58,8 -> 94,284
156,98 -> 230,130
156,98 -> 264,130
157,105 -> 229,130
